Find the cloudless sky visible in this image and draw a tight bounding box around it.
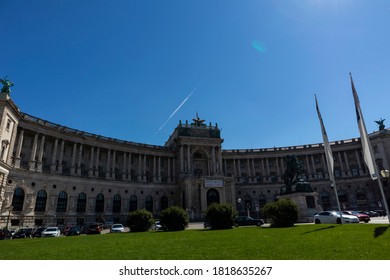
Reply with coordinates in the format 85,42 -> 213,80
1,0 -> 390,149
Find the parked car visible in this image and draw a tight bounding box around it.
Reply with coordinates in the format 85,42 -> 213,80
0,228 -> 12,240
13,228 -> 34,238
41,227 -> 61,237
66,226 -> 82,236
32,227 -> 47,238
151,220 -> 163,230
343,211 -> 370,223
314,211 -> 359,224
234,216 -> 264,227
86,224 -> 102,234
110,224 -> 125,233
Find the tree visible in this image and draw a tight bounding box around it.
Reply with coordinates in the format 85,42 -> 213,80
160,206 -> 188,231
262,199 -> 298,227
127,209 -> 154,232
205,203 -> 238,230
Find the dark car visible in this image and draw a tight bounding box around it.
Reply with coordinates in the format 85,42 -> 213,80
32,227 -> 47,238
13,228 -> 34,238
86,224 -> 102,234
234,216 -> 264,227
0,228 -> 12,240
66,226 -> 82,236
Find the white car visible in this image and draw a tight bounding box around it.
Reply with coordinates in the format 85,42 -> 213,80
314,211 -> 359,224
110,224 -> 124,233
41,227 -> 61,237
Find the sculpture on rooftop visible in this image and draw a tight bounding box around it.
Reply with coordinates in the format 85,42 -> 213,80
192,111 -> 206,127
375,118 -> 385,131
0,76 -> 14,94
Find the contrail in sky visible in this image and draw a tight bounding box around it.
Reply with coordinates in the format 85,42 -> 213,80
157,82 -> 203,132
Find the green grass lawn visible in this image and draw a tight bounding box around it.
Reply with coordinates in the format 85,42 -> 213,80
1,224 -> 389,260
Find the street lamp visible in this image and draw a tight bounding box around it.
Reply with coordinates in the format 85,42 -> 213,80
380,169 -> 390,184
246,203 -> 251,218
6,205 -> 13,229
237,198 -> 242,214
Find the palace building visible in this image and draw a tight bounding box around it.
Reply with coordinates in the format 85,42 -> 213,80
0,90 -> 389,227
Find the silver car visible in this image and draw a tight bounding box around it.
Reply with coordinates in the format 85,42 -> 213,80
110,224 -> 124,233
314,211 -> 359,224
41,227 -> 61,237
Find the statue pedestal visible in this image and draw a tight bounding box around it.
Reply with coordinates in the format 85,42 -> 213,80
279,192 -> 322,223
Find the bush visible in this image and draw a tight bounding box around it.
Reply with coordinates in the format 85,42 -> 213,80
160,206 -> 189,231
127,209 -> 154,232
205,203 -> 238,230
262,199 -> 298,227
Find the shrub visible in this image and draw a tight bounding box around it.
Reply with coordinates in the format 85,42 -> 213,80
262,199 -> 298,227
160,206 -> 189,231
205,203 -> 238,230
127,209 -> 154,232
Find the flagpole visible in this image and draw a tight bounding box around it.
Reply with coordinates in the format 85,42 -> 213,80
349,73 -> 390,224
315,94 -> 343,223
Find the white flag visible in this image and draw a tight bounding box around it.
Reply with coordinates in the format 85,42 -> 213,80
350,73 -> 378,180
315,95 -> 335,184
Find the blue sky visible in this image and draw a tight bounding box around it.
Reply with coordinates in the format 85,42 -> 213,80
2,0 -> 390,149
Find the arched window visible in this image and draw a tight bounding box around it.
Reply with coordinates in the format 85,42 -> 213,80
160,196 -> 168,211
320,191 -> 331,210
95,193 -> 105,213
338,190 -> 349,209
35,190 -> 47,212
76,192 -> 87,213
145,196 -> 153,212
113,194 -> 121,213
12,188 -> 25,211
56,191 -> 68,212
129,195 -> 137,212
356,189 -> 367,207
258,194 -> 267,209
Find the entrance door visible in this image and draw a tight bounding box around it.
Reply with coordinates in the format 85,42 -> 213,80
207,188 -> 220,206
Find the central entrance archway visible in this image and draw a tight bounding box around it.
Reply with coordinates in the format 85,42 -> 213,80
207,188 -> 220,206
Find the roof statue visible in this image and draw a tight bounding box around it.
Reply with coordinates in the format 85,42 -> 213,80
375,118 -> 385,131
192,111 -> 206,127
0,76 -> 14,94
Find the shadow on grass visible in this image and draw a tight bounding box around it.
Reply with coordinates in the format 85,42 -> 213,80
301,225 -> 339,235
374,225 -> 390,238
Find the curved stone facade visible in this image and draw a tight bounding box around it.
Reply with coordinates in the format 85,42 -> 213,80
1,92 -> 389,227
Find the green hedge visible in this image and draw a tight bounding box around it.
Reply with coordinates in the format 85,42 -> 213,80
262,199 -> 298,227
205,203 -> 238,230
160,206 -> 188,231
127,209 -> 154,232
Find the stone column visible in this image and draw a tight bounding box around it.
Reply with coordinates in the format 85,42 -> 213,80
153,156 -> 157,182
138,154 -> 142,181
28,133 -> 39,171
36,135 -> 45,172
88,147 -> 95,177
77,144 -> 83,176
143,155 -> 147,182
95,148 -> 100,177
122,152 -> 127,181
127,153 -> 132,181
14,129 -> 24,168
275,157 -> 280,182
70,143 -> 77,175
158,156 -> 161,182
187,146 -> 191,174
50,138 -> 58,174
106,150 -> 111,179
168,157 -> 171,183
338,152 -> 346,177
112,150 -> 116,179
180,146 -> 184,172
58,139 -> 65,174
211,146 -> 216,175
310,155 -> 316,179
355,149 -> 364,174
344,151 -> 350,176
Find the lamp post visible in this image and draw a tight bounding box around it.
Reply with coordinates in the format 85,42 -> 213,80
6,205 -> 13,229
237,198 -> 242,214
246,203 -> 251,218
380,170 -> 390,213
